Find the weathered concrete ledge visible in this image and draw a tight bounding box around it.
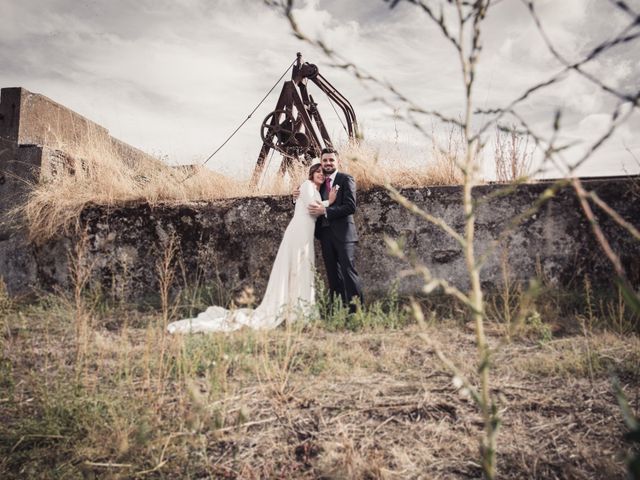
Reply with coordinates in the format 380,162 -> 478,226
0,87 -> 160,217
1,178 -> 639,301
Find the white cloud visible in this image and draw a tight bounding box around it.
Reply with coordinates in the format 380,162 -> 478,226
577,112 -> 611,134
0,0 -> 638,180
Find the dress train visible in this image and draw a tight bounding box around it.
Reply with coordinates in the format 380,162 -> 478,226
167,180 -> 321,333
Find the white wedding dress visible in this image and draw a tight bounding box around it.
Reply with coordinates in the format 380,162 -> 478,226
167,180 -> 322,333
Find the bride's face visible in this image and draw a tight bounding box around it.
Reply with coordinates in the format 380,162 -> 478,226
312,169 -> 325,186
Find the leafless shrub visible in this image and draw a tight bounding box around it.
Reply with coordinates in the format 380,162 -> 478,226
493,124 -> 534,183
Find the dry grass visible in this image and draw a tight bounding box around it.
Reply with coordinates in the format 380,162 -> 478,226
494,125 -> 534,183
339,135 -> 464,191
1,292 -> 638,479
7,121 -> 467,243
14,152 -> 244,245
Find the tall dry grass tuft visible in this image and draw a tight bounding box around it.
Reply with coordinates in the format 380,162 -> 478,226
256,322 -> 303,401
0,277 -> 12,316
66,230 -> 97,383
428,123 -> 467,185
339,136 -> 463,190
1,277 -> 638,477
9,121 -> 250,243
16,155 -> 245,244
14,124 -> 467,245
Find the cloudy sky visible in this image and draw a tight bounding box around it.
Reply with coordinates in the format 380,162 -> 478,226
1,0 -> 639,180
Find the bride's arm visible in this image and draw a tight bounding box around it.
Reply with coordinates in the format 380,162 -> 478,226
298,180 -> 317,208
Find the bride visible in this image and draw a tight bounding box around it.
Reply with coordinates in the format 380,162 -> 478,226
167,163 -> 336,333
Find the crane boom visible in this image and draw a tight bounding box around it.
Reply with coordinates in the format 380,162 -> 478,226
251,53 -> 359,185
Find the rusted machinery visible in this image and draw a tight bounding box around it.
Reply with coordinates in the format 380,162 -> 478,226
251,53 -> 359,184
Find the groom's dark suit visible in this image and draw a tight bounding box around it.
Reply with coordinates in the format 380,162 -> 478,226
315,171 -> 364,311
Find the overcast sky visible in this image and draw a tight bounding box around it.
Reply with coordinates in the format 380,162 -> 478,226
1,0 -> 639,180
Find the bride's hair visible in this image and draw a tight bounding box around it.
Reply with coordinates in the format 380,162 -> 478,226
308,163 -> 323,180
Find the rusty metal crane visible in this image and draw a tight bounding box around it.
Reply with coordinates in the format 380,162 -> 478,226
251,53 -> 359,185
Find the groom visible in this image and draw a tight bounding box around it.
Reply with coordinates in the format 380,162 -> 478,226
308,148 -> 364,312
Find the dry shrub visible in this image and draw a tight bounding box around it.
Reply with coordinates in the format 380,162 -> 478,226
12,122 -> 466,243
339,136 -> 463,190
494,124 -> 534,182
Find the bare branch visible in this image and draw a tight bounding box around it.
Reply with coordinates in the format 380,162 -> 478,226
386,0 -> 463,53
474,3 -> 640,142
386,238 -> 474,309
565,100 -> 637,174
572,177 -> 626,277
588,190 -> 640,242
523,0 -> 640,104
476,179 -> 569,269
607,0 -> 640,18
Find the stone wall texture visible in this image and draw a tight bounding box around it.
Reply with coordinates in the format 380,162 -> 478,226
1,178 -> 639,300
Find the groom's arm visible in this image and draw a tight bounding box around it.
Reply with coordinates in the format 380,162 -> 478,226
325,174 -> 356,221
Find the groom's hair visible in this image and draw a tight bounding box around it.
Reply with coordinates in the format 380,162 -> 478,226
308,163 -> 323,179
321,147 -> 338,157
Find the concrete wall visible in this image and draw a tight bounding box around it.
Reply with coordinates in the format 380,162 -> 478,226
0,87 -> 159,220
0,87 -> 153,167
1,87 -> 638,301
2,178 -> 638,300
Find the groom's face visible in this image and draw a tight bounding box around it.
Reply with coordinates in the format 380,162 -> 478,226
321,153 -> 337,175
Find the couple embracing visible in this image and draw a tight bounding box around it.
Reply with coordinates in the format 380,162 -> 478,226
167,148 -> 364,334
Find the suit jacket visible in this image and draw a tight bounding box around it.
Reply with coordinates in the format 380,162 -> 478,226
315,171 -> 359,242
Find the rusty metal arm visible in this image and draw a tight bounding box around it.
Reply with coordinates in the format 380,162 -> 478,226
310,73 -> 359,139
252,54 -> 359,186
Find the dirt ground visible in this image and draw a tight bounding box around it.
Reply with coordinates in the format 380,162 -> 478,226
176,328 -> 638,479
1,306 -> 639,479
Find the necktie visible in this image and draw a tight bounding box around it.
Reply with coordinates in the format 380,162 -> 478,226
324,177 -> 331,199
